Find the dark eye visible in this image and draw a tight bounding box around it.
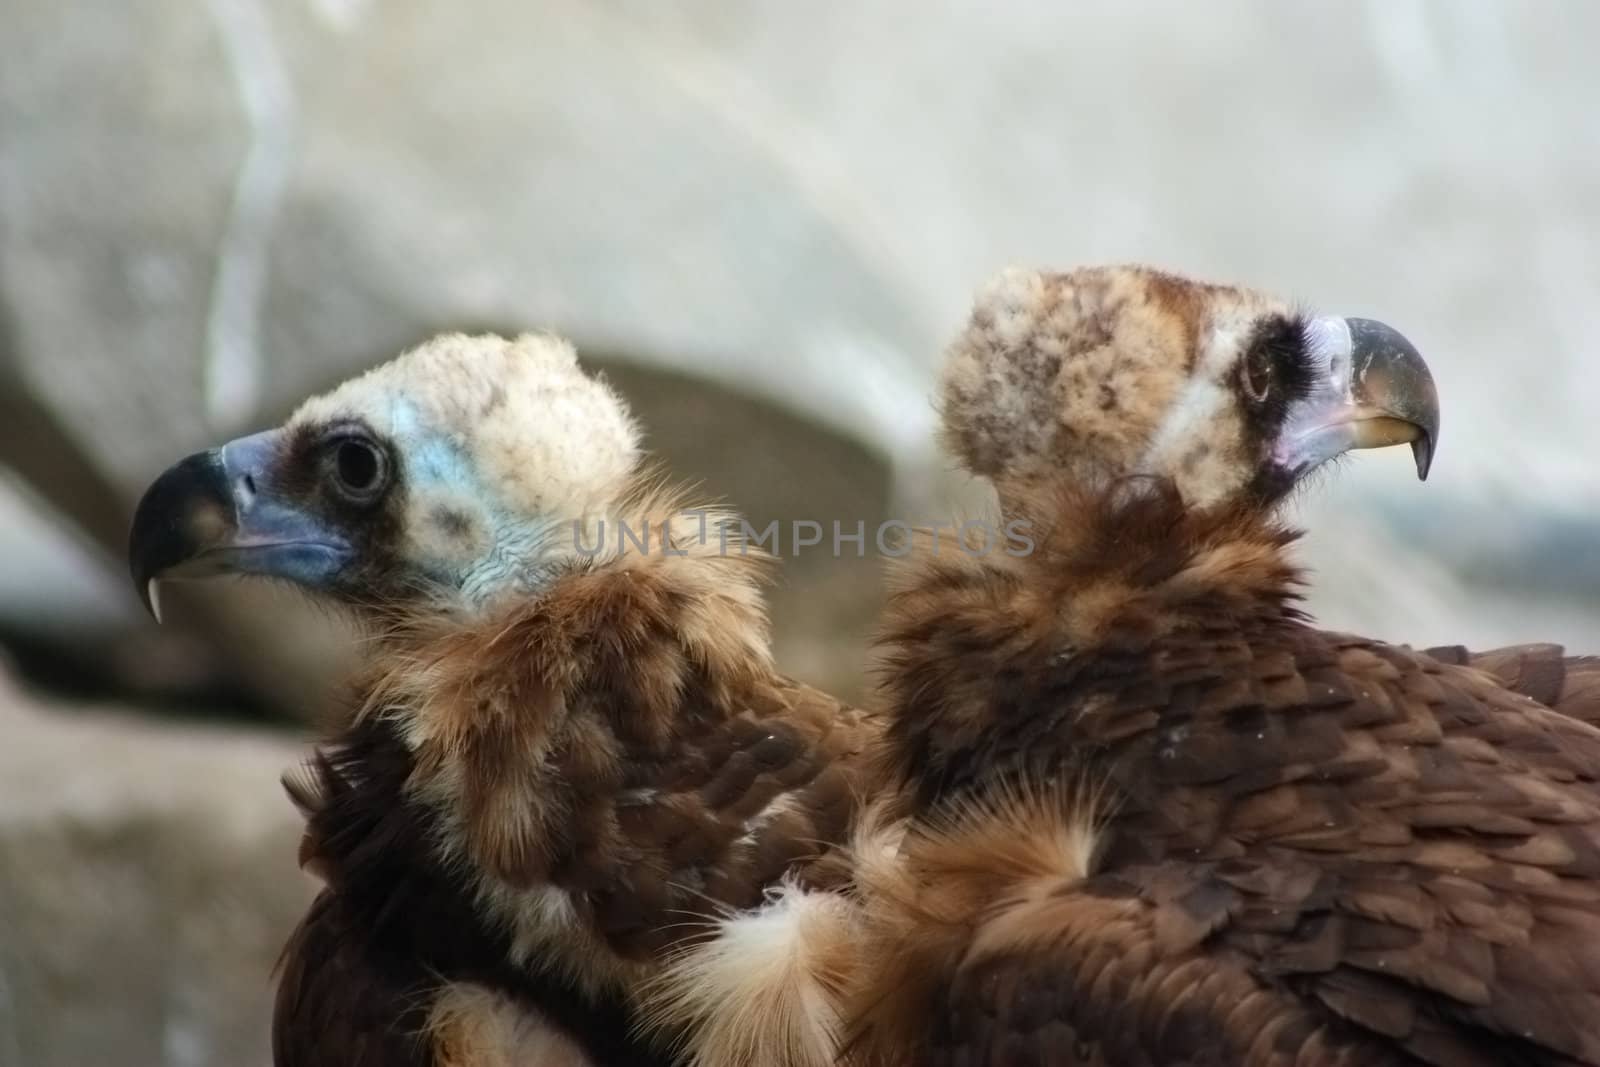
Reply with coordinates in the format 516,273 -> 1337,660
327,435 -> 388,503
1243,339 -> 1274,403
1241,315 -> 1310,408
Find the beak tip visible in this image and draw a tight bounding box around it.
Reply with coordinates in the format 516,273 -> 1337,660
127,447 -> 231,620
1342,316 -> 1440,485
142,579 -> 165,625
1413,438 -> 1434,481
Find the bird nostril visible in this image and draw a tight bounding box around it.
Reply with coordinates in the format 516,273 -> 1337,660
241,473 -> 257,500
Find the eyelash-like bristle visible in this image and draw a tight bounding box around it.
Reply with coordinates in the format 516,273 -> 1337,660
1271,312 -> 1317,402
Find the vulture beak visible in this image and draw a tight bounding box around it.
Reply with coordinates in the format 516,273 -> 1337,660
1277,316 -> 1440,481
128,429 -> 352,621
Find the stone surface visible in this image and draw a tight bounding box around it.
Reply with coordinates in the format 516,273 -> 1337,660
3,1 -> 1597,668
0,667 -> 312,1067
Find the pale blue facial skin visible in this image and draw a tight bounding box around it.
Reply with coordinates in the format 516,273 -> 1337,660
372,396 -> 571,604
170,409 -> 563,610
175,393 -> 574,610
204,429 -> 354,586
386,395 -> 471,493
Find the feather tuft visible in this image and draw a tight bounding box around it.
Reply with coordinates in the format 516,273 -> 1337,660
426,982 -> 596,1067
638,880 -> 860,1067
844,779 -> 1107,1065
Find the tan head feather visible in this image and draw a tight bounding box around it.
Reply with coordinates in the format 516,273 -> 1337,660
940,265 -> 1296,509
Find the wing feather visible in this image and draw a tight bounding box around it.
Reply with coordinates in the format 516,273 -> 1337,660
873,617 -> 1600,1065
273,891 -> 435,1067
1425,643 -> 1600,729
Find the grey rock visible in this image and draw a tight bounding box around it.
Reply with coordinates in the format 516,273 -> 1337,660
4,1 -> 1597,671
0,667 -> 311,1067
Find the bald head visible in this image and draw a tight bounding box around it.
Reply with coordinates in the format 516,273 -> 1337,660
293,334 -> 638,515
941,266 -> 1438,509
289,333 -> 639,597
129,333 -> 641,618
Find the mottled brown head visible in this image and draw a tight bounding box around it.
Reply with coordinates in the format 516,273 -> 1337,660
940,266 -> 1438,509
128,333 -> 640,619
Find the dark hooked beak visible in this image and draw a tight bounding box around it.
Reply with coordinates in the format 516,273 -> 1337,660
1276,316 -> 1440,481
128,429 -> 352,621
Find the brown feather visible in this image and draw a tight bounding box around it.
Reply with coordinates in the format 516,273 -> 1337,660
282,484 -> 879,1065
273,716 -> 676,1067
857,475 -> 1600,1066
426,984 -> 595,1067
1425,643 -> 1600,730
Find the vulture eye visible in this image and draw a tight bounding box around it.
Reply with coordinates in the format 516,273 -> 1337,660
326,434 -> 389,504
1243,338 -> 1275,404
1240,316 -> 1309,407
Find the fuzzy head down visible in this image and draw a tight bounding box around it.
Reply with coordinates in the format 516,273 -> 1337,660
293,332 -> 640,529
939,265 -> 1436,510
286,332 -> 641,606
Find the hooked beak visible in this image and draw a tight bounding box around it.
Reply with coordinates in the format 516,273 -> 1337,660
1276,316 -> 1440,481
128,429 -> 352,621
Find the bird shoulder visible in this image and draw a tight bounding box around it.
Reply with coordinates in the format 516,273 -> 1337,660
870,474 -> 1600,1064
303,481 -> 876,1001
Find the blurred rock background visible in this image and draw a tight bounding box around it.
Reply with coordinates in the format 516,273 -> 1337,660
1,2 -> 1596,1063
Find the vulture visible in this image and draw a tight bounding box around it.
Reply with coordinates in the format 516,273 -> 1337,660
846,266 -> 1600,1067
127,334 -> 877,1067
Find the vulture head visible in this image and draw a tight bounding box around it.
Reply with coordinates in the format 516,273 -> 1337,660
128,333 -> 640,620
939,265 -> 1439,509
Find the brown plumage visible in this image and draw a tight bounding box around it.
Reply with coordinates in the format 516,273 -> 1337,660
274,723 -> 620,1067
1425,644 -> 1600,730
128,334 -> 877,1066
847,266 -> 1600,1066
351,495 -> 873,991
